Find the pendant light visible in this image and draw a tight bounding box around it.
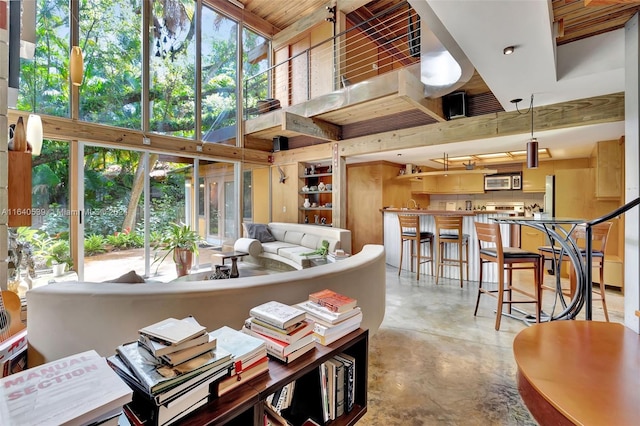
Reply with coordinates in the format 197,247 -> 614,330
27,56 -> 43,155
526,94 -> 538,169
26,114 -> 43,155
512,95 -> 539,169
70,45 -> 84,86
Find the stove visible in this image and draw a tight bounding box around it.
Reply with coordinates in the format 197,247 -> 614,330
485,201 -> 525,216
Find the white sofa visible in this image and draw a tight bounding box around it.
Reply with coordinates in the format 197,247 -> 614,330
26,244 -> 385,367
238,222 -> 352,270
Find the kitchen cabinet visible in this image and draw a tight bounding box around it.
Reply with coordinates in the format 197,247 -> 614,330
299,162 -> 333,226
594,139 -> 623,200
411,174 -> 483,194
520,227 -> 545,254
522,162 -> 554,192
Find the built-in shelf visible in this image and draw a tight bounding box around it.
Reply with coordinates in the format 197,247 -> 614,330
300,172 -> 332,178
300,207 -> 332,211
299,190 -> 333,195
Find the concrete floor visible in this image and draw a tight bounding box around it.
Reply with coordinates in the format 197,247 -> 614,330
360,265 -> 624,426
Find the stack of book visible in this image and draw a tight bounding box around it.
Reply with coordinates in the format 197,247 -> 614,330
107,317 -> 234,426
327,249 -> 350,262
208,325 -> 269,396
296,289 -> 362,346
242,301 -> 316,363
0,350 -> 132,426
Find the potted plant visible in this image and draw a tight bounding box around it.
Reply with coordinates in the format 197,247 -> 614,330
152,222 -> 201,277
45,240 -> 73,276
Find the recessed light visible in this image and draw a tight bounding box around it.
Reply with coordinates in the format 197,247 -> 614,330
503,46 -> 515,55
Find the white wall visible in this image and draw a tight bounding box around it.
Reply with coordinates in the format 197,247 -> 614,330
624,13 -> 640,333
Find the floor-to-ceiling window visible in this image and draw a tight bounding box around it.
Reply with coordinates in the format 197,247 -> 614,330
9,0 -> 267,285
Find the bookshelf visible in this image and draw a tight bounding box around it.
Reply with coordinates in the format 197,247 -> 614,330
299,162 -> 333,227
177,329 -> 368,426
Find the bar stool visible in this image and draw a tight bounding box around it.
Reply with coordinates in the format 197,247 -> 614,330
474,222 -> 542,331
398,215 -> 434,280
435,215 -> 469,287
538,222 -> 612,321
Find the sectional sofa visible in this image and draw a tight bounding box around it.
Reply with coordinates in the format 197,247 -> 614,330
26,244 -> 386,367
237,222 -> 352,270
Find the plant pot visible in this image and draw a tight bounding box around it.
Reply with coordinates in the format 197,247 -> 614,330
173,248 -> 193,277
52,263 -> 66,277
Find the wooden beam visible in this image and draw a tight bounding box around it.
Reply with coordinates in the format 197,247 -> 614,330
397,68 -> 446,122
271,143 -> 332,165
7,110 -> 271,164
336,92 -> 625,157
208,0 -> 279,37
283,112 -> 342,141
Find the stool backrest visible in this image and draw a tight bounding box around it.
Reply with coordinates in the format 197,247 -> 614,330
399,215 -> 420,234
570,222 -> 613,253
435,216 -> 463,241
475,221 -> 504,258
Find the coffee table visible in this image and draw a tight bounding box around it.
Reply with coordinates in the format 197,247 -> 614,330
212,251 -> 248,278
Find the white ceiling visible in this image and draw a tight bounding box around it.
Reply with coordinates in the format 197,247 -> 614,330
348,0 -> 626,168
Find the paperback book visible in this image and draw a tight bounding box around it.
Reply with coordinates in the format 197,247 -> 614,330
241,326 -> 314,358
0,350 -> 132,426
139,317 -> 207,346
249,301 -> 307,329
116,341 -> 232,395
296,301 -> 362,325
138,332 -> 210,358
308,289 -> 357,313
244,317 -> 314,344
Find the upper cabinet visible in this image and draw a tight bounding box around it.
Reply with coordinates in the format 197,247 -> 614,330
593,138 -> 623,200
410,173 -> 484,194
522,162 -> 554,192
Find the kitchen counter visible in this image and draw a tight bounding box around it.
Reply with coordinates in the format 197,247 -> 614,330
382,209 -> 512,282
381,208 -> 495,215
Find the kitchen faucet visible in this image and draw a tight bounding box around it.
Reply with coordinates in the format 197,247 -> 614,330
407,199 -> 418,209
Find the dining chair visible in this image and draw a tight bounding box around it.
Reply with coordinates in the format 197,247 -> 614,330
474,221 -> 542,330
435,215 -> 469,287
398,215 -> 434,280
538,221 -> 613,321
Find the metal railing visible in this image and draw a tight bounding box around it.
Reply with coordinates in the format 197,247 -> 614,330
242,0 -> 418,120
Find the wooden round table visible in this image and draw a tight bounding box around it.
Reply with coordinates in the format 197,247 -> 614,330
513,321 -> 640,425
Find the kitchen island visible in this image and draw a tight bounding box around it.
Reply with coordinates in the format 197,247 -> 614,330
382,208 -> 512,283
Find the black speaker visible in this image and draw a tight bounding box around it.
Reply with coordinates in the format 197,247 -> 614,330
273,136 -> 289,152
444,92 -> 467,120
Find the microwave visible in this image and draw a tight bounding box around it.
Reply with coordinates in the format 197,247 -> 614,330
484,174 -> 521,191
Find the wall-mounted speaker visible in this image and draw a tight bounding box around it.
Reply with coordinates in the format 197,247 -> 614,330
444,92 -> 467,120
273,136 -> 289,152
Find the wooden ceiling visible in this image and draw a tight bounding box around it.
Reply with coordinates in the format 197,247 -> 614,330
236,0 -> 640,47
553,0 -> 640,45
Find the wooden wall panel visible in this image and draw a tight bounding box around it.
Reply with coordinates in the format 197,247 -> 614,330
270,163 -> 299,223
310,22 -> 334,97
347,163 -> 383,253
291,37 -> 310,105
252,167 -> 271,224
346,161 -> 411,253
274,48 -> 290,107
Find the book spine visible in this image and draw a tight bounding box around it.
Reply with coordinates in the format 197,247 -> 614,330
244,319 -> 293,344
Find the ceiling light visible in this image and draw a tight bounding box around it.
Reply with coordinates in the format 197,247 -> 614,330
503,46 -> 515,55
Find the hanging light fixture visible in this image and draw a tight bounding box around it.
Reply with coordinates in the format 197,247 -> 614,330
70,45 -> 84,86
26,114 -> 43,155
27,55 -> 43,155
526,94 -> 538,169
512,95 -> 539,169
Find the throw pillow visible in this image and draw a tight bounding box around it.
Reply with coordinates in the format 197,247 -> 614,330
104,270 -> 146,284
246,223 -> 276,243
